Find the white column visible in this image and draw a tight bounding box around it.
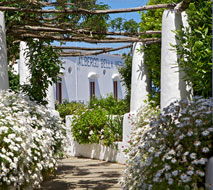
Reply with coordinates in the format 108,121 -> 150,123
46,84 -> 55,110
130,42 -> 150,112
161,10 -> 191,110
206,157 -> 213,190
0,11 -> 9,90
19,41 -> 31,85
123,42 -> 150,144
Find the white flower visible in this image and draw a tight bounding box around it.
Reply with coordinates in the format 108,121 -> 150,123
180,174 -> 191,183
168,178 -> 174,185
202,130 -> 210,136
155,151 -> 161,158
202,147 -> 209,153
194,141 -> 201,146
187,170 -> 194,176
192,159 -> 199,165
172,170 -> 178,176
184,151 -> 189,156
8,134 -> 16,139
196,170 -> 205,176
171,158 -> 177,163
148,147 -> 154,153
168,149 -> 176,155
187,130 -> 193,136
190,153 -> 196,159
120,98 -> 212,190
208,127 -> 213,132
2,148 -> 6,153
0,90 -> 66,189
179,134 -> 185,139
195,119 -> 203,127
198,158 -> 208,165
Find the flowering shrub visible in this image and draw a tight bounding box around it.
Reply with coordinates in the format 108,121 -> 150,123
56,100 -> 86,121
88,95 -> 129,115
0,90 -> 66,189
120,97 -> 213,190
71,107 -> 123,146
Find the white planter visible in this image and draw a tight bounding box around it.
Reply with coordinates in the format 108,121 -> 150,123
65,115 -> 126,164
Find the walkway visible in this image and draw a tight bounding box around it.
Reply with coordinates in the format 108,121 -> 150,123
39,157 -> 125,190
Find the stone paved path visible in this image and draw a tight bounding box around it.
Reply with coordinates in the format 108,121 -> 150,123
39,157 -> 125,190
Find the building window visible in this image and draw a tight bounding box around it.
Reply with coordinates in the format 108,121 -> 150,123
56,82 -> 62,104
90,81 -> 95,99
113,81 -> 118,101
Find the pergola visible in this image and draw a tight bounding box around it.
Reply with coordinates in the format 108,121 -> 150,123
0,0 -> 190,56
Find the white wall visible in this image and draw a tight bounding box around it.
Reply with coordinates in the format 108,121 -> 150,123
0,11 -> 9,90
55,54 -> 126,104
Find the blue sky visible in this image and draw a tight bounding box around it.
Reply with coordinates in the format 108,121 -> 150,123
57,0 -> 149,55
97,0 -> 148,23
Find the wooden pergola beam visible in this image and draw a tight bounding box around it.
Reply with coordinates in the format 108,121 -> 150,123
11,25 -> 161,37
52,46 -> 117,51
0,3 -> 176,14
38,2 -> 75,6
13,32 -> 161,43
0,0 -> 76,6
60,44 -> 133,57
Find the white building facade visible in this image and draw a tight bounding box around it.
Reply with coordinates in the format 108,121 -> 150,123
55,54 -> 126,104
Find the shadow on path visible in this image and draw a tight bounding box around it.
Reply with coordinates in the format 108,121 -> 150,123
38,157 -> 125,190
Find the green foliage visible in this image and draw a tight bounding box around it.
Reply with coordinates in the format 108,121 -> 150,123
5,1 -> 33,63
103,115 -> 123,145
72,107 -> 123,146
21,40 -> 62,105
175,0 -> 212,98
118,52 -> 132,109
81,3 -> 110,38
144,44 -> 161,107
8,67 -> 20,93
57,95 -> 126,146
122,19 -> 139,33
56,101 -> 86,121
109,17 -> 139,32
88,94 -> 129,115
72,107 -> 108,144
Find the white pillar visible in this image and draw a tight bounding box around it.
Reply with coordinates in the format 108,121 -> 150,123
19,41 -> 31,85
46,84 -> 55,110
0,11 -> 9,90
161,10 -> 191,110
123,42 -> 150,144
130,42 -> 150,112
206,157 -> 213,190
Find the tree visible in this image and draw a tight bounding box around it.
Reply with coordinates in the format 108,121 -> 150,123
4,0 -> 110,104
119,52 -> 132,111
175,0 -> 212,98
